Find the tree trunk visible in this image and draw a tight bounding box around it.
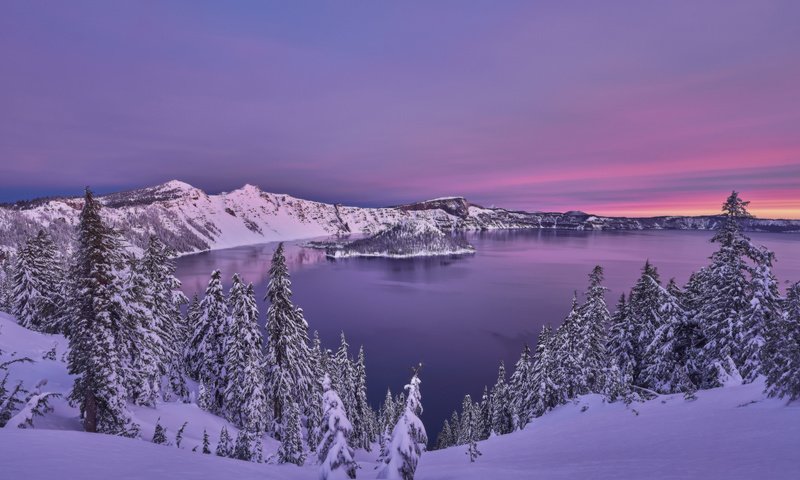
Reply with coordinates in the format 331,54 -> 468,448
84,390 -> 97,432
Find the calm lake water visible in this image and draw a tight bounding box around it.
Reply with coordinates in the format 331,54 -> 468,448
175,230 -> 800,441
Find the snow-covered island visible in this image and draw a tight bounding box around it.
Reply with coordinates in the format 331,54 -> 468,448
317,221 -> 476,259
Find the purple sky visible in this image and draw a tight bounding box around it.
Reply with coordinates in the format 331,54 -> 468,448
1,1 -> 799,217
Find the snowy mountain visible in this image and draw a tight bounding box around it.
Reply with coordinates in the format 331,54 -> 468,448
1,310 -> 798,479
2,180 -> 799,257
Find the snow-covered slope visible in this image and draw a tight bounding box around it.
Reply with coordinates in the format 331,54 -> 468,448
2,180 -> 799,258
2,312 -> 798,480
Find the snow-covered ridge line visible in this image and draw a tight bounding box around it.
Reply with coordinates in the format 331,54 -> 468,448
1,180 -> 799,257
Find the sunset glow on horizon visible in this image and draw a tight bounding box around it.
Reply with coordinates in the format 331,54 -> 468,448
1,1 -> 798,218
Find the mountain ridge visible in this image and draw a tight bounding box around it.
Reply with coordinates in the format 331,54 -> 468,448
1,180 -> 798,257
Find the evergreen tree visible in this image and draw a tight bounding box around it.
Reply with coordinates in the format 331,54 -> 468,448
175,421 -> 188,448
448,410 -> 461,445
699,192 -> 756,382
307,330 -> 326,453
530,325 -> 560,416
435,419 -> 453,450
763,281 -> 800,399
202,429 -> 211,454
152,418 -> 168,445
11,230 -> 63,333
478,386 -> 491,440
352,345 -> 372,450
318,374 -> 358,480
627,261 -> 664,386
489,361 -> 513,435
66,188 -> 133,435
277,401 -> 306,465
578,266 -> 610,392
233,429 -> 254,461
378,368 -> 427,480
333,332 -> 356,418
215,425 -> 233,458
264,243 -> 314,435
553,295 -> 586,399
740,248 -> 782,382
460,395 -> 482,463
607,294 -> 636,386
187,270 -> 228,413
223,277 -> 268,432
509,344 -> 534,430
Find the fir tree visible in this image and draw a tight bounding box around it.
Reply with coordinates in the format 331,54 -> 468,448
223,277 -> 268,432
378,368 -> 427,480
553,295 -> 586,399
435,419 -> 453,450
607,294 -> 636,387
489,361 -> 513,435
202,429 -> 211,454
530,325 -> 561,417
277,401 -> 306,465
11,230 -> 63,333
627,261 -> 664,386
699,191 -> 756,382
763,281 -> 800,399
187,270 -> 228,413
509,344 -> 534,430
578,265 -> 610,392
478,386 -> 491,440
306,330 -> 326,453
352,345 -> 372,450
264,243 -> 314,435
152,418 -> 168,445
740,248 -> 782,382
318,374 -> 358,480
216,425 -> 233,457
333,332 -> 356,418
233,429 -> 253,461
460,395 -> 482,462
66,188 -> 133,435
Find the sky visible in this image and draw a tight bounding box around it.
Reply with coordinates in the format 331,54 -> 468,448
1,0 -> 799,218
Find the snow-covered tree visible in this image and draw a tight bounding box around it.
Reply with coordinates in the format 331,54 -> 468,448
508,344 -> 534,430
553,295 -> 586,400
233,429 -> 253,461
175,421 -> 188,448
264,243 -> 314,436
627,260 -> 664,386
763,281 -> 800,400
352,345 -> 373,450
201,429 -> 211,454
699,191 -> 756,382
216,425 -> 232,458
223,277 -> 268,432
152,418 -> 168,445
378,368 -> 427,480
435,418 -> 453,450
11,230 -> 63,333
66,188 -> 134,435
739,248 -> 782,382
489,361 -> 513,435
577,265 -> 610,392
318,374 -> 357,480
187,270 -> 228,413
458,394 -> 481,462
333,332 -> 356,418
277,401 -> 306,465
530,325 -> 560,417
607,294 -> 636,385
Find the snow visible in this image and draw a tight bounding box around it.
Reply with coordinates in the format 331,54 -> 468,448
2,311 -> 799,479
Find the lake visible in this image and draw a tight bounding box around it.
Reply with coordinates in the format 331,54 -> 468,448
175,230 -> 800,442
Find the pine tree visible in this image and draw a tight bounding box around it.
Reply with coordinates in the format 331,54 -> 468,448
233,429 -> 253,461
66,188 -> 133,435
264,243 -> 314,436
763,281 -> 800,399
187,270 -> 228,413
202,429 -> 211,454
460,396 -> 482,462
307,330 -> 326,453
699,191 -> 756,382
489,361 -> 513,435
352,345 -> 372,450
641,279 -> 700,393
378,368 -> 427,480
509,344 -> 534,430
216,425 -> 233,457
578,266 -> 610,392
627,260 -> 664,386
152,418 -> 168,445
11,230 -> 63,333
223,277 -> 268,432
531,325 -> 561,416
553,295 -> 586,399
318,374 -> 358,480
448,410 -> 461,445
277,401 -> 306,465
478,386 -> 491,440
740,248 -> 782,382
435,419 -> 453,450
333,332 -> 356,418
607,294 -> 636,387
378,388 -> 396,458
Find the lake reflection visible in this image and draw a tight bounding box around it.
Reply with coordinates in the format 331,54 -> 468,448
176,230 -> 800,442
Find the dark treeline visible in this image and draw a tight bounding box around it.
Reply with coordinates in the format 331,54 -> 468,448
0,188 -> 429,479
435,192 -> 800,452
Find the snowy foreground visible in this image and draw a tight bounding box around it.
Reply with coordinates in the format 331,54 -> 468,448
1,312 -> 799,480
